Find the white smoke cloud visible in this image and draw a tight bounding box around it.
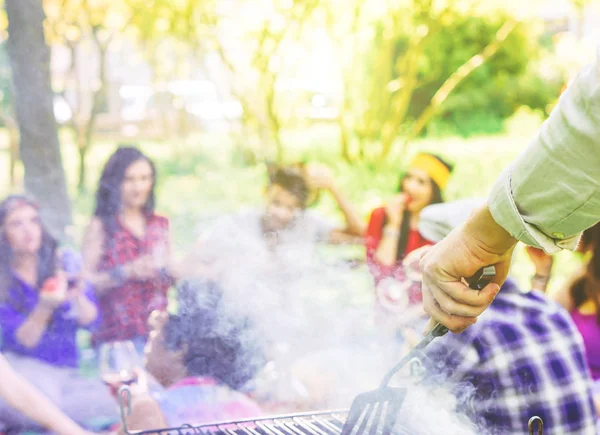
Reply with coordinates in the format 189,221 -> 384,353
177,211 -> 482,434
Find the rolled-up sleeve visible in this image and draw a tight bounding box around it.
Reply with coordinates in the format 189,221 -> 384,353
489,46 -> 600,253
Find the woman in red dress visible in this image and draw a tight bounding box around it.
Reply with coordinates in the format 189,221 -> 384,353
364,153 -> 453,326
82,146 -> 175,354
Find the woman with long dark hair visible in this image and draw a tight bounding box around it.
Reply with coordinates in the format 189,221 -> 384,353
0,195 -> 115,429
82,146 -> 175,353
364,152 -> 453,319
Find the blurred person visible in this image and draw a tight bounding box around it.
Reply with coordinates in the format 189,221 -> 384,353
0,195 -> 116,430
415,201 -> 598,435
363,153 -> 453,328
527,223 -> 600,416
174,164 -> 367,406
118,309 -> 261,431
525,246 -> 555,293
0,353 -> 94,435
418,47 -> 600,333
177,163 -> 363,281
82,146 -> 175,354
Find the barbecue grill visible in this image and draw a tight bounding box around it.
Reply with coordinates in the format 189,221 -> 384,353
120,402 -> 350,435
117,388 -> 544,435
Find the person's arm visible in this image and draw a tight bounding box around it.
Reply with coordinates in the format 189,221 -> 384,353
304,164 -> 365,242
82,217 -> 156,294
420,204 -> 516,333
0,288 -> 65,350
525,246 -> 554,292
373,196 -> 408,266
420,49 -> 600,332
119,392 -> 168,433
0,354 -> 92,435
14,302 -> 56,349
72,282 -> 99,327
488,46 -> 600,254
327,183 -> 365,237
82,218 -> 123,293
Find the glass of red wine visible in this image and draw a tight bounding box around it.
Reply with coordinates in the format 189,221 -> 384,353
99,341 -> 140,392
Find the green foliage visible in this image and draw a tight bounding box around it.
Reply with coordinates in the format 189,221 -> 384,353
355,8 -> 563,141
0,43 -> 12,118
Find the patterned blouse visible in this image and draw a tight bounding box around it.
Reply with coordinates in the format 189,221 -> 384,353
92,214 -> 174,345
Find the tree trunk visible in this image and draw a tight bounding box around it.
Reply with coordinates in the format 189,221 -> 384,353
5,0 -> 72,239
77,40 -> 108,192
378,36 -> 426,160
265,83 -> 284,162
7,117 -> 19,187
76,129 -> 88,195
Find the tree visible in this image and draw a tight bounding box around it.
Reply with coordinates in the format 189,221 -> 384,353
0,42 -> 19,187
45,0 -> 134,192
325,0 -> 537,162
5,0 -> 72,238
145,0 -> 320,163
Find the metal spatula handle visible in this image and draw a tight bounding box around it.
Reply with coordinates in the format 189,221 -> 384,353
429,265 -> 497,338
380,265 -> 496,386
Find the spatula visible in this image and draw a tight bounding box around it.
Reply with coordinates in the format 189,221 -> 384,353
341,266 -> 496,435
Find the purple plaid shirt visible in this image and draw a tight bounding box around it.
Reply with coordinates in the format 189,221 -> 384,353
426,279 -> 597,435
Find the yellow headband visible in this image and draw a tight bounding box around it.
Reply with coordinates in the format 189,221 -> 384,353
409,153 -> 451,190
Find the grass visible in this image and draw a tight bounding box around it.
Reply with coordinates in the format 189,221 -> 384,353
0,108 -> 584,304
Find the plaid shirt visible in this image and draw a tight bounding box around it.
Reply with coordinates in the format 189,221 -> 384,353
426,279 -> 597,435
93,214 -> 173,345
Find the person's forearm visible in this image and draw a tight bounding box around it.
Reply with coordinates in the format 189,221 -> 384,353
530,274 -> 550,292
374,225 -> 401,266
84,269 -> 122,294
329,185 -> 365,236
15,304 -> 54,349
0,356 -> 87,435
464,205 -> 518,256
74,295 -> 98,326
85,262 -> 137,295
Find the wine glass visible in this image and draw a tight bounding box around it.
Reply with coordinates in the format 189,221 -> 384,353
99,341 -> 140,390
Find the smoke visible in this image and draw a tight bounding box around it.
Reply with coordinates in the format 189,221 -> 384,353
177,209 -> 481,433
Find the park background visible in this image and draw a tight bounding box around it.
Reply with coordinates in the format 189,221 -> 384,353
0,0 -> 598,313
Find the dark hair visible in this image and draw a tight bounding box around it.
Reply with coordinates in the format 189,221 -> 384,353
163,303 -> 264,390
93,146 -> 156,237
389,154 -> 452,260
268,167 -> 310,208
0,195 -> 58,301
570,223 -> 600,324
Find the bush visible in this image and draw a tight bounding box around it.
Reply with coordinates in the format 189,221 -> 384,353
356,8 -> 564,141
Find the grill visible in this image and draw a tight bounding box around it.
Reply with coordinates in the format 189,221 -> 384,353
120,409 -> 350,435
119,389 -> 544,435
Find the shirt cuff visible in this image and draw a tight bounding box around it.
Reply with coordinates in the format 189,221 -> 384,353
488,167 -> 581,254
